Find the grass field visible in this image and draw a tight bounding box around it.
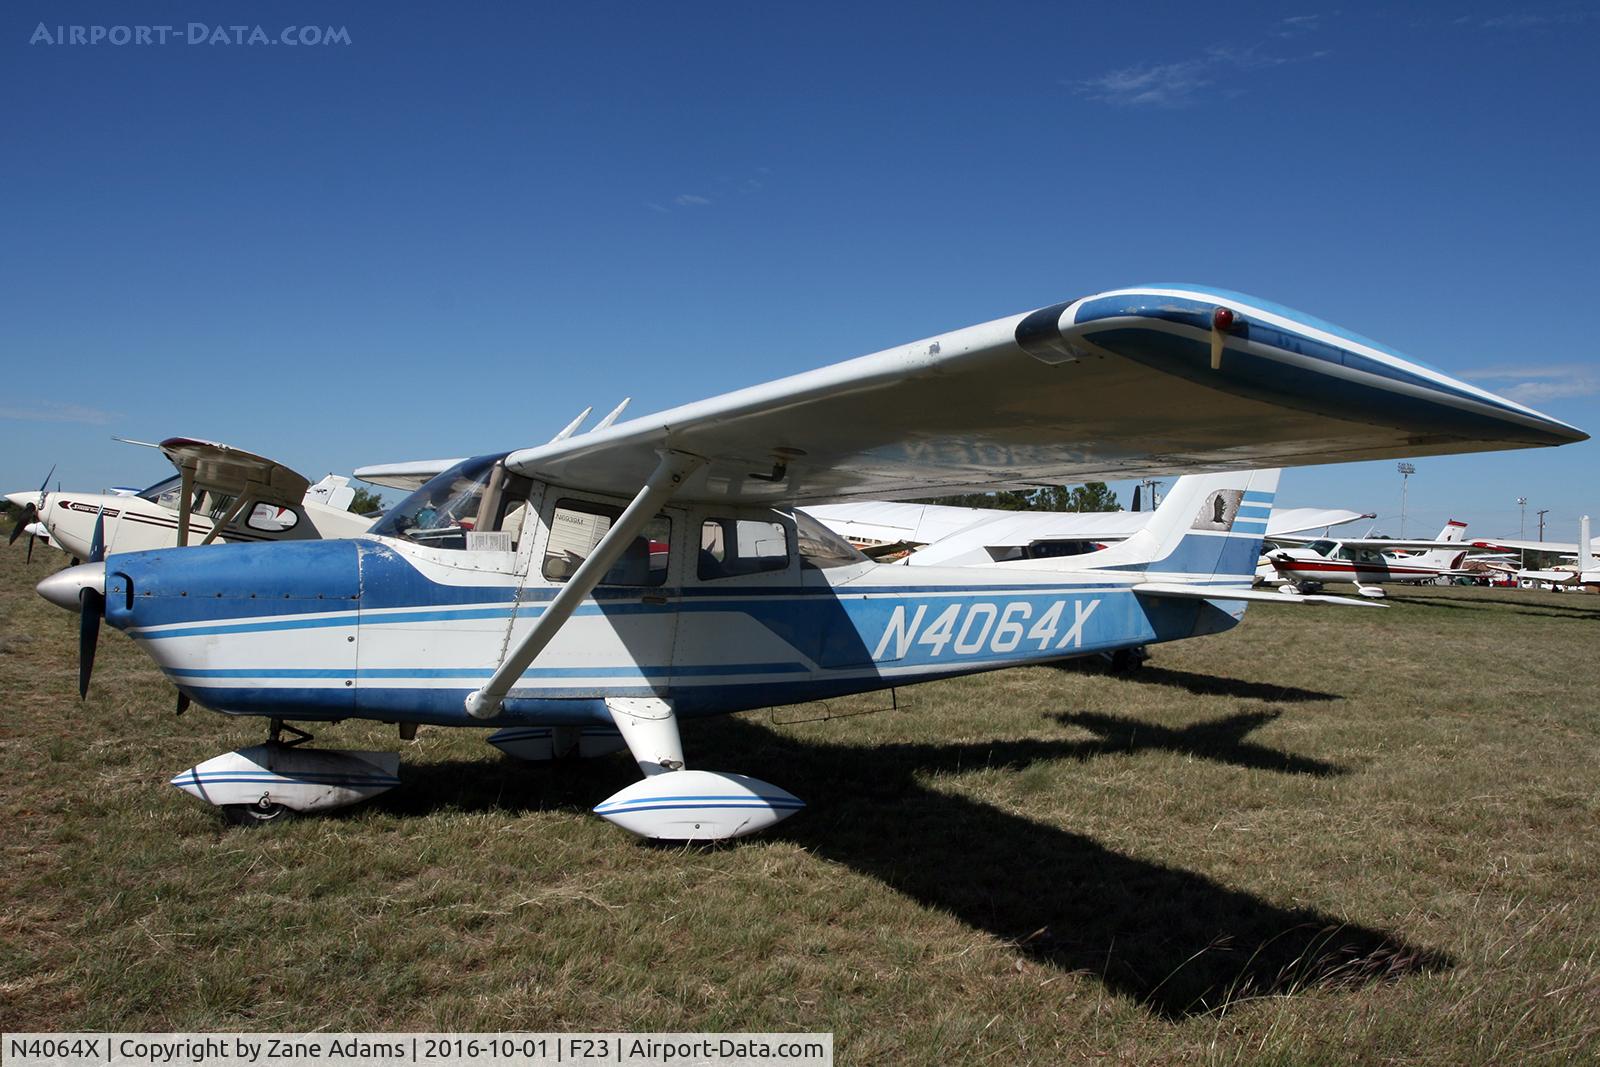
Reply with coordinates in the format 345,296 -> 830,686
1,540 -> 1597,1064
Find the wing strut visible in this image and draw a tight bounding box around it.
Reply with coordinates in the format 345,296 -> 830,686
175,467 -> 196,547
464,449 -> 705,719
199,493 -> 254,545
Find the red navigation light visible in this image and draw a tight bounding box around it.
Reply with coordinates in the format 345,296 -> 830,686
1212,306 -> 1236,332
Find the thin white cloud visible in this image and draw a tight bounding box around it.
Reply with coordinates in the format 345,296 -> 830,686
673,193 -> 711,207
1464,363 -> 1600,404
0,401 -> 117,425
1076,58 -> 1215,107
1457,8 -> 1594,29
1074,36 -> 1331,107
1275,13 -> 1326,36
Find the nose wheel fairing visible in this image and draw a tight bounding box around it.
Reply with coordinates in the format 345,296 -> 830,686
170,742 -> 400,816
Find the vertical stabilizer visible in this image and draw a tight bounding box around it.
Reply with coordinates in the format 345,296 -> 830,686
1414,519 -> 1469,570
1067,469 -> 1280,581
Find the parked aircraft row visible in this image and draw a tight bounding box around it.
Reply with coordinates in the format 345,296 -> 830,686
8,285 -> 1589,839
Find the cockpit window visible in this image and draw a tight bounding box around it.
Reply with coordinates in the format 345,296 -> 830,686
139,474 -> 183,507
544,499 -> 670,586
699,517 -> 790,580
370,453 -> 512,550
1305,539 -> 1337,557
794,509 -> 869,570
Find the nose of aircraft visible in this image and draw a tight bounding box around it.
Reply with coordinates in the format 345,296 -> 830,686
37,562 -> 105,612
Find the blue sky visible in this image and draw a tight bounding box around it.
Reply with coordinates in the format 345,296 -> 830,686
3,1 -> 1597,541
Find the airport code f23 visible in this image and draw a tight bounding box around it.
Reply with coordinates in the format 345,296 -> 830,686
29,24 -> 352,47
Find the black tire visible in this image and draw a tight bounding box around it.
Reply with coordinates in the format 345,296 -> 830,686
1108,647 -> 1146,674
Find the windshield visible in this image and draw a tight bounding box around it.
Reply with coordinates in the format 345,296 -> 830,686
370,453 -> 508,549
138,474 -> 185,509
794,508 -> 869,569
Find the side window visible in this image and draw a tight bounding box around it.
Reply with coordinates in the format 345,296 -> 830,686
542,499 -> 670,587
698,517 -> 791,580
202,491 -> 235,522
246,502 -> 299,532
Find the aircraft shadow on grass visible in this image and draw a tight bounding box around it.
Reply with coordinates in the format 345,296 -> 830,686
1052,708 -> 1346,777
1385,594 -> 1600,621
1082,664 -> 1343,704
383,713 -> 1445,1018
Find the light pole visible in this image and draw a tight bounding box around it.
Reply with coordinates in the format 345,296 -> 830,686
1516,497 -> 1528,572
1537,508 -> 1549,542
1397,462 -> 1416,537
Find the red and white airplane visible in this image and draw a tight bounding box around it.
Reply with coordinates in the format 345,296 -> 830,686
1263,520 -> 1473,597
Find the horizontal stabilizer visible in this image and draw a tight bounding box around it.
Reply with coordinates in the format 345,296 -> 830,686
1133,582 -> 1386,607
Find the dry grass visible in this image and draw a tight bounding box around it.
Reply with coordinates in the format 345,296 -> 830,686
2,537 -> 1597,1064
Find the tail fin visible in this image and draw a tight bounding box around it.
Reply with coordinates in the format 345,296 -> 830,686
1416,519 -> 1468,569
1073,469 -> 1280,579
305,474 -> 356,511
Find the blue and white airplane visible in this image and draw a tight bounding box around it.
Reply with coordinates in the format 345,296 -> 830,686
34,285 -> 1587,838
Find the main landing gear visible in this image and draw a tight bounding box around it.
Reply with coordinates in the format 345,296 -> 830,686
592,697 -> 804,842
1104,645 -> 1150,674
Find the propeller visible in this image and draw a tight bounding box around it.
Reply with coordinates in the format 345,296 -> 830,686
8,465 -> 55,562
77,509 -> 106,699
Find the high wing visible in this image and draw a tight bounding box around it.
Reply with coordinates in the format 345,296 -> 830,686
160,437 -> 310,506
1470,537 -> 1599,554
1266,507 -> 1374,537
498,286 -> 1584,504
1272,535 -> 1476,551
354,458 -> 466,492
891,510 -> 1149,566
800,501 -> 1022,547
807,501 -> 1371,560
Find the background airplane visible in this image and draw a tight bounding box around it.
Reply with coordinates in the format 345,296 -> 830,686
805,499 -> 1374,566
1262,520 -> 1475,597
1472,516 -> 1599,591
7,437 -> 372,561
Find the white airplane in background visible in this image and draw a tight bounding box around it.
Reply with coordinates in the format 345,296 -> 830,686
1262,520 -> 1476,597
1472,516 -> 1599,591
33,285 -> 1586,840
7,437 -> 372,563
805,499 -> 1374,566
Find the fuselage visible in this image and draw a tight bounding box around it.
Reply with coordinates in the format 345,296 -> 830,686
97,527 -> 1252,730
1268,550 -> 1457,586
18,489 -> 370,559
